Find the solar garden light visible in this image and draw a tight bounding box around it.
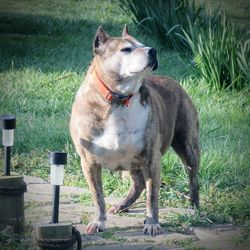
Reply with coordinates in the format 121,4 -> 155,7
0,114 -> 26,233
0,115 -> 16,176
32,152 -> 82,250
49,152 -> 67,224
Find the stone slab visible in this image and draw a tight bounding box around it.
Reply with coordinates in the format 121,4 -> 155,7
23,175 -> 47,184
21,176 -> 249,250
25,183 -> 89,204
26,203 -> 93,225
79,231 -> 117,248
115,229 -> 195,244
197,239 -> 249,250
26,183 -> 88,196
84,243 -> 158,250
194,225 -> 249,250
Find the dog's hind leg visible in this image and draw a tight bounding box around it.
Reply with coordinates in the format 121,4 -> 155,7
171,125 -> 200,208
108,169 -> 145,214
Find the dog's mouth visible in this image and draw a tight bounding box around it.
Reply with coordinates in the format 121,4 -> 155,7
148,47 -> 158,71
148,59 -> 158,71
130,59 -> 158,75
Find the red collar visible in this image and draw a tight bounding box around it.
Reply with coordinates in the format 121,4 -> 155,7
91,66 -> 133,108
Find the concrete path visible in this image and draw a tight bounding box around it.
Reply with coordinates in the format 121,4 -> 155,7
24,176 -> 249,250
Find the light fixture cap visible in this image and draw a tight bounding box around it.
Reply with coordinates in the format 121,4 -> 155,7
49,152 -> 67,165
0,115 -> 16,130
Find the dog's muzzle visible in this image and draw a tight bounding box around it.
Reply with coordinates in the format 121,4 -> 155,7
148,48 -> 158,71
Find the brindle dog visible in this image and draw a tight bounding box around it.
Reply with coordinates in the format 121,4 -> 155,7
70,25 -> 200,236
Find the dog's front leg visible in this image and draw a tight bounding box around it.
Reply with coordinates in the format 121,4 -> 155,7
143,152 -> 161,236
81,158 -> 106,234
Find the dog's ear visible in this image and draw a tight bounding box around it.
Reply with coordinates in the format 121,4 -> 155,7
93,26 -> 110,55
122,24 -> 129,37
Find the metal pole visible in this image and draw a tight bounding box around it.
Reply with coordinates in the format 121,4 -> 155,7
52,185 -> 60,223
4,146 -> 11,176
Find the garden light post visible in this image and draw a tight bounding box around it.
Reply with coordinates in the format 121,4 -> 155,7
49,152 -> 67,224
0,115 -> 16,176
33,152 -> 81,250
0,114 -> 26,233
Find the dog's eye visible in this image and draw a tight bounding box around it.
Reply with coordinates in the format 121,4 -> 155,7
120,47 -> 132,53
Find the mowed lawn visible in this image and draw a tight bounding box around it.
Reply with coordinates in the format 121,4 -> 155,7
0,0 -> 249,228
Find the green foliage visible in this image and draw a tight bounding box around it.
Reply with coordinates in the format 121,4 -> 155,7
202,186 -> 250,224
233,223 -> 250,247
102,171 -> 131,197
0,225 -> 33,250
161,210 -> 209,233
100,230 -> 126,242
119,0 -> 249,91
118,0 -> 203,51
184,14 -> 250,91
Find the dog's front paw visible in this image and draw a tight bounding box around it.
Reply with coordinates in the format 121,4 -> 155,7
86,220 -> 105,234
143,223 -> 161,236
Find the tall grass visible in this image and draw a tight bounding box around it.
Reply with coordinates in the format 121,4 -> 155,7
119,0 -> 250,91
184,14 -> 250,91
118,0 -> 203,51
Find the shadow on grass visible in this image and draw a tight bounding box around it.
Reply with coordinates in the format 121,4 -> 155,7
0,12 -> 117,73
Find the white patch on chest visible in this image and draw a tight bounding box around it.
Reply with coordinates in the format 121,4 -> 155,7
92,94 -> 149,171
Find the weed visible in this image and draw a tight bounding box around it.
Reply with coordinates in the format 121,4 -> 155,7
100,230 -> 127,242
72,193 -> 92,205
184,14 -> 249,91
161,210 -> 209,233
233,223 -> 250,247
80,211 -> 92,225
0,223 -> 33,250
201,186 -> 250,224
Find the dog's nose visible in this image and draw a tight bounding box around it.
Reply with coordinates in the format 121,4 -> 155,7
148,48 -> 157,58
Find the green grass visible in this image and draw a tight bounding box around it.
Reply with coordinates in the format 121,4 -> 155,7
0,0 -> 249,236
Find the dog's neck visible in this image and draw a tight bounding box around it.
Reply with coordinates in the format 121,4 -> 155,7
91,60 -> 142,107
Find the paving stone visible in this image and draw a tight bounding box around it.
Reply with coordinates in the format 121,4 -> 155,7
22,176 -> 248,250
26,183 -> 88,196
105,196 -> 122,206
194,227 -> 221,240
115,229 -> 195,244
193,225 -> 250,250
23,175 -> 47,184
25,183 -> 89,203
60,185 -> 90,196
197,239 -> 249,250
26,203 -> 93,226
107,214 -> 143,229
105,197 -> 194,216
194,226 -> 240,240
80,232 -> 116,248
84,242 -> 156,250
25,190 -> 71,203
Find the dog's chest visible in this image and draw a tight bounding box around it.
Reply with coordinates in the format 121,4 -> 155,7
92,96 -> 149,170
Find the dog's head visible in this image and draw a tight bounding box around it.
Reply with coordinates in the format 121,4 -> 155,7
92,25 -> 158,94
